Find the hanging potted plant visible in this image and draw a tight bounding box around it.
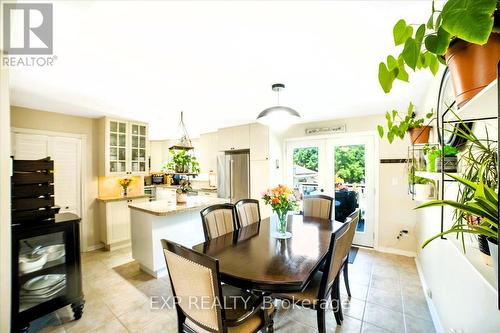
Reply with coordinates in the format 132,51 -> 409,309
166,150 -> 200,174
176,179 -> 192,204
377,103 -> 433,144
378,0 -> 500,107
435,145 -> 459,172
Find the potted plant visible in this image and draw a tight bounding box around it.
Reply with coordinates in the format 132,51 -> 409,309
377,103 -> 433,144
165,150 -> 200,174
176,179 -> 192,203
378,0 -> 500,107
416,171 -> 498,285
423,144 -> 440,172
408,167 -> 434,201
118,178 -> 133,197
262,185 -> 298,239
435,145 -> 459,172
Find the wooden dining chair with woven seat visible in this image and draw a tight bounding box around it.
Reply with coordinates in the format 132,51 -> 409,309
234,199 -> 261,228
161,239 -> 275,333
272,219 -> 353,331
200,204 -> 238,241
340,209 -> 360,299
303,195 -> 334,220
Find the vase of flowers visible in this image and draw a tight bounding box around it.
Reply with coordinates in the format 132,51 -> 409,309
176,179 -> 192,203
118,178 -> 133,197
262,185 -> 298,239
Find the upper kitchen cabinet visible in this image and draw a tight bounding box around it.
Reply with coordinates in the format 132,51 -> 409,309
249,123 -> 269,160
198,132 -> 218,173
217,125 -> 250,151
98,117 -> 149,176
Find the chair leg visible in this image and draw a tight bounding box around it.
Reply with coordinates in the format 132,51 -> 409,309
316,305 -> 327,333
336,277 -> 344,322
343,262 -> 351,298
331,278 -> 343,325
176,309 -> 185,333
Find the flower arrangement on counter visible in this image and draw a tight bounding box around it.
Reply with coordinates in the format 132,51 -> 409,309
262,185 -> 298,239
118,178 -> 133,197
176,179 -> 192,203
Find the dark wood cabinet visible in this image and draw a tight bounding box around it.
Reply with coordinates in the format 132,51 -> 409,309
11,213 -> 84,333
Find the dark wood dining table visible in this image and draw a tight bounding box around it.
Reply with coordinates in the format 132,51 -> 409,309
192,214 -> 344,293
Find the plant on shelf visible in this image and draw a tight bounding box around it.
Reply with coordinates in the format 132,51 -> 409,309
378,0 -> 499,108
164,150 -> 200,174
377,103 -> 433,144
408,167 -> 435,200
416,169 -> 498,283
176,179 -> 192,203
423,144 -> 440,172
118,178 -> 133,197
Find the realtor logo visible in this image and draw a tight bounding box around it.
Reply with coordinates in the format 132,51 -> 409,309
3,3 -> 53,55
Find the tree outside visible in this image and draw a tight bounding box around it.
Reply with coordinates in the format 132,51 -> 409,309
293,147 -> 318,171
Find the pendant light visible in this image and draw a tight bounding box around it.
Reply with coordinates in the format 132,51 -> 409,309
169,111 -> 194,150
257,83 -> 301,129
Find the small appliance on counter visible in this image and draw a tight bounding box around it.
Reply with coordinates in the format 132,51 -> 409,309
151,173 -> 164,185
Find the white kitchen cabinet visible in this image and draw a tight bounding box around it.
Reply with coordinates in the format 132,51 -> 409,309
98,117 -> 149,176
156,187 -> 177,201
250,123 -> 269,160
197,190 -> 218,198
250,160 -> 271,218
199,132 -> 218,173
217,125 -> 250,151
99,197 -> 149,250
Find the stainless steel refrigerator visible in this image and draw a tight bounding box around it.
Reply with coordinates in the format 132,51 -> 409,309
217,151 -> 250,203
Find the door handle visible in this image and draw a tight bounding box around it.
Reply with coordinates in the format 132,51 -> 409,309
320,189 -> 324,193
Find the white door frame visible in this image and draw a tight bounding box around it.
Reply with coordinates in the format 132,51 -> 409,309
11,127 -> 88,251
284,131 -> 380,248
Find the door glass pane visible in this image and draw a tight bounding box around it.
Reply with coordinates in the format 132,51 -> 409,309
18,232 -> 67,312
132,162 -> 138,171
132,149 -> 138,160
119,162 -> 126,172
292,147 -> 319,196
140,126 -> 146,136
140,162 -> 146,172
139,137 -> 145,148
119,148 -> 126,161
110,147 -> 117,161
119,122 -> 126,133
132,136 -> 138,148
110,162 -> 117,172
334,144 -> 365,231
110,133 -> 117,146
132,125 -> 139,134
139,149 -> 145,158
119,134 -> 126,147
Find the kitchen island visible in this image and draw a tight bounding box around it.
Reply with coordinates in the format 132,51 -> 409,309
128,196 -> 228,278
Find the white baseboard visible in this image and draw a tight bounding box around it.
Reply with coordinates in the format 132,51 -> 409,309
376,246 -> 416,257
415,257 -> 444,333
83,243 -> 104,252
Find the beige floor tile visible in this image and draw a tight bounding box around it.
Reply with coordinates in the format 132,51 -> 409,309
141,313 -> 178,333
85,317 -> 128,333
405,314 -> 436,333
100,283 -> 149,317
340,279 -> 369,300
370,275 -> 400,291
361,322 -> 391,333
60,299 -> 116,333
273,314 -> 318,333
371,265 -> 400,280
333,316 -> 363,333
402,296 -> 432,321
366,287 -> 402,313
117,299 -> 169,333
363,302 -> 405,333
341,296 -> 366,321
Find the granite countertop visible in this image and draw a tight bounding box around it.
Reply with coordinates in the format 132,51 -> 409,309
97,194 -> 151,202
152,184 -> 218,193
128,196 -> 228,216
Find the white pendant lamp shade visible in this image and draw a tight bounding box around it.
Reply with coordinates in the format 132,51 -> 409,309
257,83 -> 300,129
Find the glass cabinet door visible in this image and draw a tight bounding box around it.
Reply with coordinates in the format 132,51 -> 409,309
18,232 -> 67,312
109,120 -> 128,173
130,123 -> 147,172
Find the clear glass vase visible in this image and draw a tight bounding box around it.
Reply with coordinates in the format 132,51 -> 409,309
273,210 -> 292,239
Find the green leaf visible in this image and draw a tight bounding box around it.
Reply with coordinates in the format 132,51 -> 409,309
415,24 -> 426,49
402,39 -> 418,70
378,62 -> 396,93
396,55 -> 409,82
428,53 -> 440,74
426,13 -> 434,29
441,0 -> 496,44
387,131 -> 394,144
377,125 -> 384,138
386,55 -> 398,71
424,27 -> 451,55
393,19 -> 413,46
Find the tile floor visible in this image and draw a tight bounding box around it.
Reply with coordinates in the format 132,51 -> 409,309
31,247 -> 435,333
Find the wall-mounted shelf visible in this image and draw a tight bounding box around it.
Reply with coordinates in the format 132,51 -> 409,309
168,145 -> 194,151
415,171 -> 458,182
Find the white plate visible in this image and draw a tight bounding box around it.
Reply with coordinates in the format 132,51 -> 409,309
22,274 -> 65,291
35,244 -> 65,262
20,279 -> 66,296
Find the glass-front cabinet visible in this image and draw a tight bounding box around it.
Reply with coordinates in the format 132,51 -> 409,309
12,214 -> 84,332
101,117 -> 149,176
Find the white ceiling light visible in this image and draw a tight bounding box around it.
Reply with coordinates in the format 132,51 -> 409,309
257,83 -> 301,129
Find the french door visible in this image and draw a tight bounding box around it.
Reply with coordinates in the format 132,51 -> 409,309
286,135 -> 376,247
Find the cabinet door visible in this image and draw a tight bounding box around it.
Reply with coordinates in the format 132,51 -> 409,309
108,120 -> 128,174
250,160 -> 270,218
217,128 -> 233,151
106,200 -> 130,243
156,187 -> 176,201
250,123 -> 269,160
129,123 -> 148,174
217,125 -> 250,151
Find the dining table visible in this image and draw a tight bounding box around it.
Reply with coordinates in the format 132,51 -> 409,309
192,214 -> 344,293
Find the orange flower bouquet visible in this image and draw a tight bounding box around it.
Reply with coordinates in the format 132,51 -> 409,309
262,185 -> 298,239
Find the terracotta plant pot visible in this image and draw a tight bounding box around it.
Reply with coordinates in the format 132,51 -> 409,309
408,126 -> 431,144
445,32 -> 500,108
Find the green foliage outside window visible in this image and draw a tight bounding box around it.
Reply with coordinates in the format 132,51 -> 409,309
335,145 -> 365,184
293,148 -> 318,172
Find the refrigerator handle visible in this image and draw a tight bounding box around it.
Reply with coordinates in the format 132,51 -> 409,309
229,158 -> 234,200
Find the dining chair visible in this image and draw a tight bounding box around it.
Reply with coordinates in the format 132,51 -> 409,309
303,195 -> 334,220
341,209 -> 360,299
200,204 -> 238,241
272,219 -> 352,332
161,239 -> 275,333
234,199 -> 261,228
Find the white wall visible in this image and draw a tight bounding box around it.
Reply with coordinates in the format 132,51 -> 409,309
0,56 -> 12,333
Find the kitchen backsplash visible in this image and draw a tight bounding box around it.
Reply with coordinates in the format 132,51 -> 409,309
98,176 -> 144,197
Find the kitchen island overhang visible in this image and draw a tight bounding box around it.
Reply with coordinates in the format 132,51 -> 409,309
128,196 -> 228,278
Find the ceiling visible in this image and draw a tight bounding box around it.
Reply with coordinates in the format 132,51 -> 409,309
9,1 -> 438,140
